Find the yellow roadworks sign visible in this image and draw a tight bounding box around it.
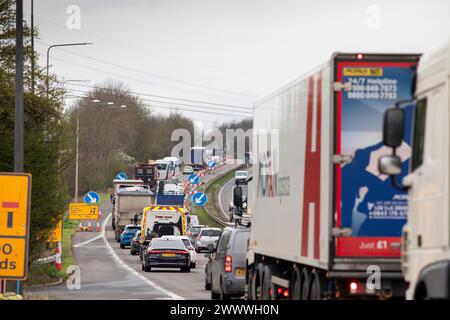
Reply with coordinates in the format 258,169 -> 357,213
0,173 -> 32,280
343,67 -> 383,76
50,218 -> 62,243
69,203 -> 99,220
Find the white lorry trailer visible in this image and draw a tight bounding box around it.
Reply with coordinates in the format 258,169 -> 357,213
379,40 -> 450,299
247,52 -> 421,299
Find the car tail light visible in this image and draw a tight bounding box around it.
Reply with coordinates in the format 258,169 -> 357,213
225,255 -> 232,273
350,281 -> 358,294
149,250 -> 163,254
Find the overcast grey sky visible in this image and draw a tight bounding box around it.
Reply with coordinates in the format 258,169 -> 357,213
27,0 -> 450,128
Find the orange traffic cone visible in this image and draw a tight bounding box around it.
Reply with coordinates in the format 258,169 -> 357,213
78,221 -> 83,231
55,242 -> 62,270
87,221 -> 93,232
96,221 -> 101,232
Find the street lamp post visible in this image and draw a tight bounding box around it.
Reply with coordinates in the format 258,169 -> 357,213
46,42 -> 93,97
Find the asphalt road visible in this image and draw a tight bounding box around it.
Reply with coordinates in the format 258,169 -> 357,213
26,164 -> 237,300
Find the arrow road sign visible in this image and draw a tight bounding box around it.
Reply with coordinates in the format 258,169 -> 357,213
84,191 -> 100,204
188,174 -> 199,185
207,160 -> 216,168
115,172 -> 128,180
192,192 -> 208,206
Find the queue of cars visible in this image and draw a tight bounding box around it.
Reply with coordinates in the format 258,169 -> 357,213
113,162 -> 249,299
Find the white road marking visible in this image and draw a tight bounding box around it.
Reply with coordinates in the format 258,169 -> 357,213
101,213 -> 184,300
73,234 -> 103,248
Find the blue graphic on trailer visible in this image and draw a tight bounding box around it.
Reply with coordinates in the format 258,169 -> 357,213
188,174 -> 200,184
84,191 -> 100,204
340,65 -> 416,237
192,192 -> 208,206
207,160 -> 216,168
115,172 -> 128,180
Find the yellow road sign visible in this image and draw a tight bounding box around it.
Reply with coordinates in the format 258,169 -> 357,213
50,218 -> 62,243
69,203 -> 99,220
0,173 -> 32,280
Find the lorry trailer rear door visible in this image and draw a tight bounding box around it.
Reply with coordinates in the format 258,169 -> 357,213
333,53 -> 420,258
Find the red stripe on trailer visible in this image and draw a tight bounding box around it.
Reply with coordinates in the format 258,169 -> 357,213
301,74 -> 322,258
314,74 -> 322,260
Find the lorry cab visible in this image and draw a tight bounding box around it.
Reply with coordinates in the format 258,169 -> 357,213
403,41 -> 450,300
380,40 -> 450,299
155,159 -> 174,180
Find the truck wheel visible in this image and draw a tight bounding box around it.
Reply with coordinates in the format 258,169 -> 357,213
190,262 -> 196,268
253,263 -> 265,300
291,267 -> 302,300
247,268 -> 256,299
301,268 -> 312,300
261,265 -> 273,300
309,271 -> 325,300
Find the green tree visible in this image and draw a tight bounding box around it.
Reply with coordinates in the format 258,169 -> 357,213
0,0 -> 72,263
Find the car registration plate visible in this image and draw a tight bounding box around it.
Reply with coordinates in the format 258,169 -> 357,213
235,268 -> 245,277
162,253 -> 176,257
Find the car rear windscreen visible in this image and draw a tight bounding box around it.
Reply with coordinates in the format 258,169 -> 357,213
181,239 -> 191,247
201,230 -> 221,237
151,239 -> 185,250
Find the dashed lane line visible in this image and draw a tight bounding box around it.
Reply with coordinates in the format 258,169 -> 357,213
101,213 -> 185,300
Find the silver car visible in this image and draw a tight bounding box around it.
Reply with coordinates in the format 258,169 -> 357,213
195,228 -> 222,253
206,227 -> 250,299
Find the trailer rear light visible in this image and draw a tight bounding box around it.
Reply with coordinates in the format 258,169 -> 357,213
282,289 -> 289,298
277,288 -> 283,295
225,255 -> 232,272
356,53 -> 364,60
350,281 -> 358,293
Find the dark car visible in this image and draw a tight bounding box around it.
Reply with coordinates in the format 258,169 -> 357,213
206,227 -> 250,299
142,238 -> 191,272
130,230 -> 141,255
119,228 -> 139,249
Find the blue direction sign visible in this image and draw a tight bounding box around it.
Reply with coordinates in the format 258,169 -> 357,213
192,192 -> 208,206
207,160 -> 216,168
188,174 -> 200,185
84,191 -> 100,204
116,172 -> 128,180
